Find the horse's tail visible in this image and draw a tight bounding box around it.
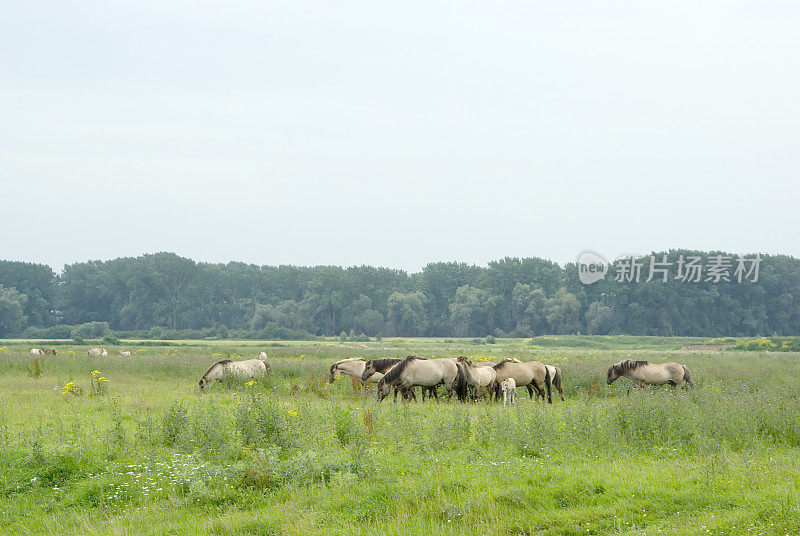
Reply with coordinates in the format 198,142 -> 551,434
544,366 -> 552,404
682,365 -> 693,387
552,367 -> 564,401
455,362 -> 468,402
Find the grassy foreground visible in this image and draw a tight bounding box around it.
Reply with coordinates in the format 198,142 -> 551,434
1,338 -> 800,535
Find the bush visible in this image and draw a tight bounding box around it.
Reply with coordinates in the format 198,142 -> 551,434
43,325 -> 73,339
72,322 -> 112,339
163,401 -> 189,447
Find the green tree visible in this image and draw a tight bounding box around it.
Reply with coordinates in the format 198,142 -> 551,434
387,291 -> 429,336
0,285 -> 27,337
449,285 -> 500,337
545,288 -> 582,334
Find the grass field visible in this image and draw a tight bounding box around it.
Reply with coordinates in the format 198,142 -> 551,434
1,338 -> 799,536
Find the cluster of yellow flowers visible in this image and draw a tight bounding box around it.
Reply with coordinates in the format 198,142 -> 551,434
286,409 -> 298,418
212,352 -> 222,357
246,380 -> 256,387
65,350 -> 76,356
62,380 -> 78,396
0,346 -> 7,352
169,349 -> 178,356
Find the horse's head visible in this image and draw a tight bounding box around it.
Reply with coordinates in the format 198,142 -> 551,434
606,363 -> 621,384
199,376 -> 207,390
361,360 -> 376,381
376,378 -> 391,402
456,356 -> 473,367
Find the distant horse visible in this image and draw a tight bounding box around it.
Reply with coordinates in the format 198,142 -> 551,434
501,378 -> 517,406
118,351 -> 132,357
361,357 -> 438,401
456,356 -> 497,400
30,348 -> 44,356
377,356 -> 464,402
87,348 -> 108,357
528,365 -> 565,401
199,359 -> 269,390
493,358 -> 551,403
43,348 -> 57,356
606,360 -> 693,389
257,351 -> 267,359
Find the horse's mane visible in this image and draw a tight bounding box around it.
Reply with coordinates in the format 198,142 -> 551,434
330,358 -> 366,373
203,360 -> 231,378
383,356 -> 421,384
370,358 -> 403,373
613,359 -> 649,374
493,358 -> 519,370
456,356 -> 473,366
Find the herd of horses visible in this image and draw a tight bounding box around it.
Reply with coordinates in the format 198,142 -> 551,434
198,352 -> 694,403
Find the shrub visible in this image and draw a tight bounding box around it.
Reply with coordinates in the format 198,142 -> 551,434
163,401 -> 189,446
72,322 -> 112,339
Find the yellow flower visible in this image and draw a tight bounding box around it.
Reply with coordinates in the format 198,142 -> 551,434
91,370 -> 100,376
246,380 -> 256,387
286,409 -> 298,417
98,377 -> 109,383
62,381 -> 78,396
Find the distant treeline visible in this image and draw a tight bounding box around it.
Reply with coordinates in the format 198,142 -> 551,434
0,251 -> 798,339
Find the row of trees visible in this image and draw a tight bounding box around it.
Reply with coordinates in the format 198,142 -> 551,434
0,251 -> 798,338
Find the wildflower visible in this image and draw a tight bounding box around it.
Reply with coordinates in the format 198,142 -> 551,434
246,380 -> 256,387
286,409 -> 298,417
62,381 -> 79,397
91,370 -> 100,376
97,377 -> 109,383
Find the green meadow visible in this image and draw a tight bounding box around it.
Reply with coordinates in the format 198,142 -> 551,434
1,338 -> 799,535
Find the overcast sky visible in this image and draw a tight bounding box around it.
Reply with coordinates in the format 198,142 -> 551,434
1,1 -> 798,273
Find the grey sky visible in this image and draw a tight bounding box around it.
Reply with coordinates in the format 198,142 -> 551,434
2,1 -> 798,273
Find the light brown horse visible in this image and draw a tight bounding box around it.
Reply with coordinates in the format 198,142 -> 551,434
493,358 -> 551,403
606,360 -> 693,389
377,357 -> 464,402
199,359 -> 269,390
329,358 -> 374,394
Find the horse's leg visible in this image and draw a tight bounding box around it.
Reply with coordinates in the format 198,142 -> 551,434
531,381 -> 543,401
351,376 -> 359,396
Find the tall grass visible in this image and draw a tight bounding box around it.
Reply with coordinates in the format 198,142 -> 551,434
0,340 -> 799,535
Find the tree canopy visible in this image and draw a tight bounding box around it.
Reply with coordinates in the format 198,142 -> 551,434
2,251 -> 798,339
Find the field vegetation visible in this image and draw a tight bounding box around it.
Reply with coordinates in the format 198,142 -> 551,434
1,337 -> 799,535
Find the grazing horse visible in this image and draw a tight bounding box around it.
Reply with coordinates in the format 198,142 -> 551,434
44,348 -> 57,356
377,356 -> 463,402
87,348 -> 108,357
606,360 -> 693,389
493,358 -> 551,403
257,351 -> 267,359
456,356 -> 497,400
30,348 -> 44,356
329,358 -> 375,394
361,357 -> 439,401
199,359 -> 268,390
501,378 -> 517,406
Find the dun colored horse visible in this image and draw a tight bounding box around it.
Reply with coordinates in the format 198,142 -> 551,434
493,358 -> 552,403
199,359 -> 270,390
377,356 -> 465,402
606,360 -> 693,389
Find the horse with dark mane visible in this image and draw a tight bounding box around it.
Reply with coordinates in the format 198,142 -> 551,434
377,356 -> 465,402
606,359 -> 693,389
